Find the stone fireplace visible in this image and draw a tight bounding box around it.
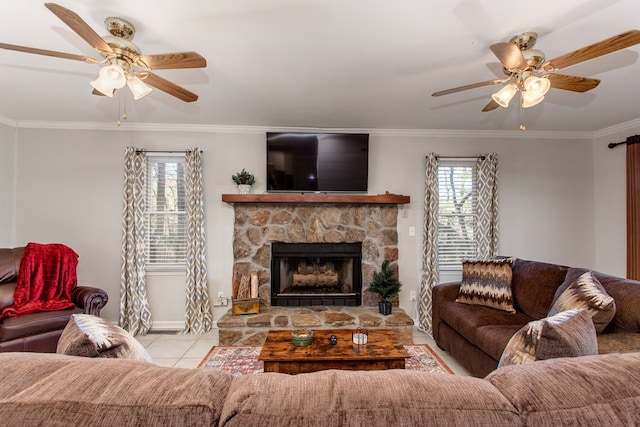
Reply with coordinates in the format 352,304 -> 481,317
228,195 -> 406,307
218,193 -> 414,346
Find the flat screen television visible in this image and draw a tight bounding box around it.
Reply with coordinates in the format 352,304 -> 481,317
266,132 -> 369,192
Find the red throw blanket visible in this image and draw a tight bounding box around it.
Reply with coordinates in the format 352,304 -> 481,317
0,242 -> 78,318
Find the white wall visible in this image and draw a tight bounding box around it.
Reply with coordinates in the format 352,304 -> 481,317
0,123 -> 16,247
12,127 -> 600,326
593,125 -> 640,277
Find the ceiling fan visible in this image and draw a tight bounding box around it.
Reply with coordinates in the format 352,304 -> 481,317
0,3 -> 206,103
432,29 -> 640,129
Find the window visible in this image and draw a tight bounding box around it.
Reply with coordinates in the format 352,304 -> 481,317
437,160 -> 477,270
145,156 -> 187,268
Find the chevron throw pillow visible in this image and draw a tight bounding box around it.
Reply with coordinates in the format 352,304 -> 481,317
456,258 -> 516,313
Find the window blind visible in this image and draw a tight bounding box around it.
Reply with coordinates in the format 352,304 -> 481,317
437,161 -> 477,269
145,157 -> 187,266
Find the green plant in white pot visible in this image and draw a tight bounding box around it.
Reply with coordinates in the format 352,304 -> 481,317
232,169 -> 255,194
368,259 -> 402,315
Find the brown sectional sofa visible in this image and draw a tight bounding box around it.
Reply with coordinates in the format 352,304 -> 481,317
0,351 -> 639,426
432,257 -> 640,377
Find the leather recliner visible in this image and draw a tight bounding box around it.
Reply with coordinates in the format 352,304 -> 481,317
0,247 -> 108,352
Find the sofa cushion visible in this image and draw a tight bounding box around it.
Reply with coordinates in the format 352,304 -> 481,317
510,258 -> 570,319
597,332 -> 640,354
220,369 -> 520,426
57,314 -> 152,362
0,307 -> 82,342
456,258 -> 516,313
498,308 -> 597,367
438,297 -> 532,354
487,352 -> 640,426
0,283 -> 15,311
0,247 -> 23,284
549,271 -> 616,334
0,352 -> 233,427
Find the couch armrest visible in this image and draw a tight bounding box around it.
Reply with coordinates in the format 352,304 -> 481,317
72,286 -> 108,316
431,282 -> 460,343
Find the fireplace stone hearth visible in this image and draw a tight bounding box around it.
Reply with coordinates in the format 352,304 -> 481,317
217,306 -> 414,345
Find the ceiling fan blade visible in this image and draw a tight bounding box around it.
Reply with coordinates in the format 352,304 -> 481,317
545,29 -> 640,71
137,52 -> 207,70
432,79 -> 505,97
44,3 -> 113,54
141,72 -> 199,102
481,99 -> 500,112
92,89 -> 106,96
0,42 -> 99,63
546,73 -> 600,92
490,42 -> 528,70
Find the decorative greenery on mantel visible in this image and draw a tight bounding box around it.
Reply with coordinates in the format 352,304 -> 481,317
232,169 -> 255,185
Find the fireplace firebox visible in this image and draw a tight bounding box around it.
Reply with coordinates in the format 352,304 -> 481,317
270,242 -> 362,306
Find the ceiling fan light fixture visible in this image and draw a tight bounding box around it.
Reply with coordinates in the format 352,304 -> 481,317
523,75 -> 550,98
90,76 -> 115,97
491,83 -> 518,108
522,91 -> 544,108
99,64 -> 126,89
126,75 -> 152,100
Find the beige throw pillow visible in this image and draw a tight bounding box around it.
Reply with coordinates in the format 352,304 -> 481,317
456,258 -> 516,313
57,314 -> 153,363
498,308 -> 598,368
548,271 -> 616,334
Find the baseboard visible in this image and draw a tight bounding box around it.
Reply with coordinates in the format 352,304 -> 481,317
149,320 -> 219,331
150,320 -> 185,331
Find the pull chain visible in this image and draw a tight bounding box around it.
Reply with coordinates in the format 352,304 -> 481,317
519,92 -> 526,131
116,90 -> 128,126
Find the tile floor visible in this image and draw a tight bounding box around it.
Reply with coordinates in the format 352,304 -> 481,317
136,327 -> 471,375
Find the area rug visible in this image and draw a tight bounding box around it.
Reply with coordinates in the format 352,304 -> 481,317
198,344 -> 454,376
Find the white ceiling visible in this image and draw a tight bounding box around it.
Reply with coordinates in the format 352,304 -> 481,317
1,0 -> 640,132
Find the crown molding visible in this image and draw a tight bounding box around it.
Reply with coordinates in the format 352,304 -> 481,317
4,116 -> 637,141
592,118 -> 640,139
0,115 -> 17,127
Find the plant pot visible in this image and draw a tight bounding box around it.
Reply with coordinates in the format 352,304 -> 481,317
237,184 -> 252,194
378,300 -> 392,315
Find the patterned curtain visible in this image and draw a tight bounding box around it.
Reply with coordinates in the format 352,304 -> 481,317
475,153 -> 499,259
418,153 -> 439,335
119,147 -> 152,336
182,148 -> 213,333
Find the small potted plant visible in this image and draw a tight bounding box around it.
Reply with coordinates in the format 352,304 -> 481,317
232,168 -> 255,194
368,259 -> 402,315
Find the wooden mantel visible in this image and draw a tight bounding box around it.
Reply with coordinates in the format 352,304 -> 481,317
221,193 -> 410,204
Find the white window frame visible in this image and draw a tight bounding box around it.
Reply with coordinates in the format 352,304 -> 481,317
437,159 -> 478,271
145,154 -> 187,271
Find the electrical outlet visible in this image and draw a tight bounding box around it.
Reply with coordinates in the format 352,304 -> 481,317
409,226 -> 416,236
410,291 -> 416,301
213,297 -> 228,306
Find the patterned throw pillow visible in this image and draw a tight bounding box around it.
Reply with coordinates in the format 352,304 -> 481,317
57,314 -> 153,363
456,258 -> 516,313
548,271 -> 616,334
498,308 -> 598,367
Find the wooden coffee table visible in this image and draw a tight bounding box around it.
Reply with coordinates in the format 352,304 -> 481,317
259,328 -> 409,374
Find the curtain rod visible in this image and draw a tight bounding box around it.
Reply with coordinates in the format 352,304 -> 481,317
433,155 -> 486,160
608,141 -> 626,149
608,135 -> 640,149
135,149 -> 203,154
